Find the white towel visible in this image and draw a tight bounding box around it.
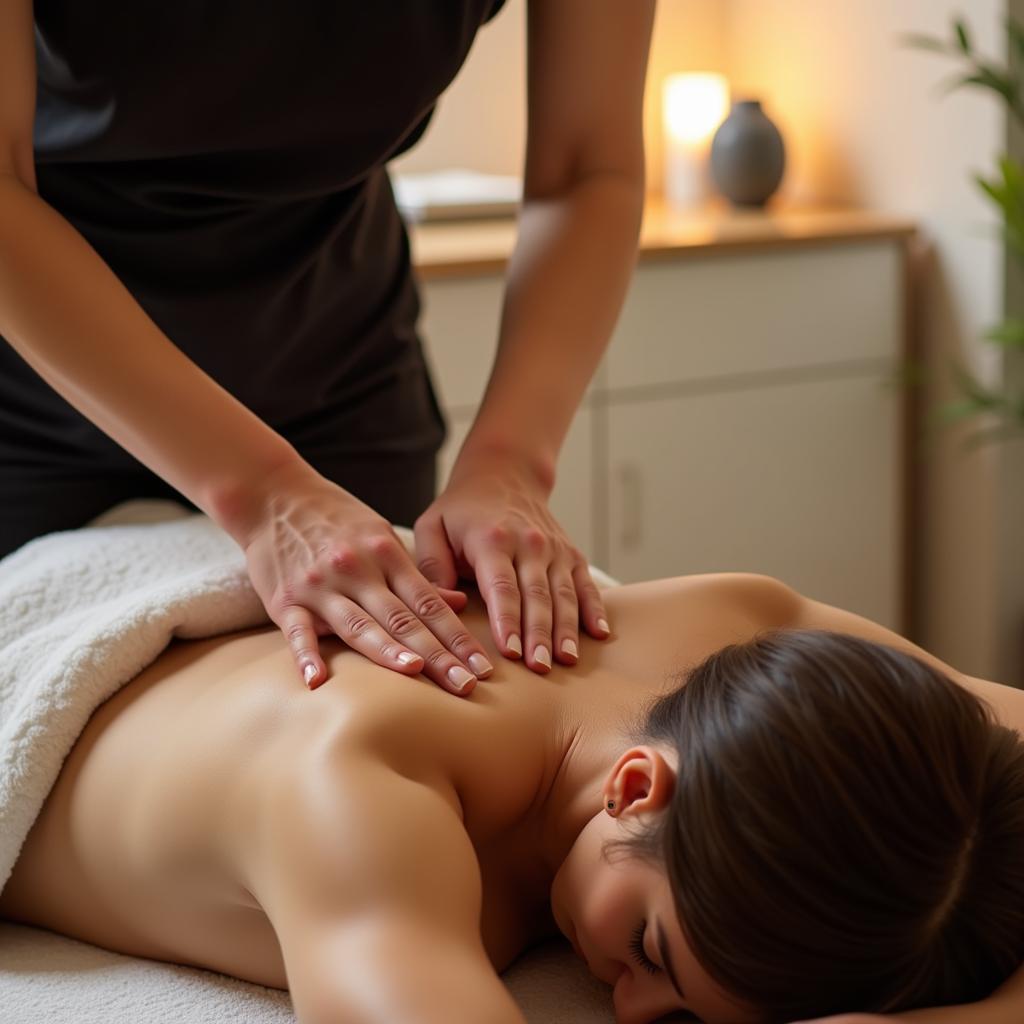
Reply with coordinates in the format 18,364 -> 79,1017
0,509 -> 261,892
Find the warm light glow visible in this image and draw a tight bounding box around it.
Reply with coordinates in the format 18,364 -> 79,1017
663,73 -> 731,145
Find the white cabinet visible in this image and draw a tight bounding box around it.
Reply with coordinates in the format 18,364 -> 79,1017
413,208 -> 912,630
604,375 -> 900,626
419,275 -> 601,558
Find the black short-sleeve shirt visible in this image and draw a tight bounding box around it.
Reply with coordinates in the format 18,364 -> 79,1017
1,1 -> 506,469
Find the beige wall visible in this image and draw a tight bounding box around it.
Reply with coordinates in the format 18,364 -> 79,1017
393,1 -> 1022,683
391,0 -> 727,192
726,0 -> 1015,682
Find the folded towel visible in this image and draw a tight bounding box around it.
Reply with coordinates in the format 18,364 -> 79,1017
0,510 -> 261,892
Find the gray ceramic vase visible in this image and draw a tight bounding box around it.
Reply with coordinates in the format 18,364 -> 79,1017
710,99 -> 786,207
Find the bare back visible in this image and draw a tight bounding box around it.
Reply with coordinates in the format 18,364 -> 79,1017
0,574 -> 774,984
2,572 -> 1021,995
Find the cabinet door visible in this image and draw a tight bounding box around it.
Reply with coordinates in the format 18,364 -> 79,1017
438,404 -> 596,565
418,276 -> 505,411
605,374 -> 901,627
418,275 -> 604,411
603,242 -> 901,390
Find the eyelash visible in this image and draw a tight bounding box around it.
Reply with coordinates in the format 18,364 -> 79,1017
628,921 -> 660,975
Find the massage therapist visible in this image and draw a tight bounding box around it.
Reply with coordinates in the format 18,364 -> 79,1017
0,2 -> 656,695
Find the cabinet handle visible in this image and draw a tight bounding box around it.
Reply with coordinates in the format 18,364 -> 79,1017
618,462 -> 643,549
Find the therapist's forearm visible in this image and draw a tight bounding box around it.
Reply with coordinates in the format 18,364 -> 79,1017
0,173 -> 301,542
454,172 -> 644,492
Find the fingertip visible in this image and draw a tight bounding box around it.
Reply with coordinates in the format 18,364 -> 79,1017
396,650 -> 424,671
595,617 -> 611,638
453,675 -> 477,698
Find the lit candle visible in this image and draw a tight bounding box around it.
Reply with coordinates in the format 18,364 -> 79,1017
662,72 -> 730,210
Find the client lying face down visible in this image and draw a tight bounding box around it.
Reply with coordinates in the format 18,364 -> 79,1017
561,628 -> 1024,1022
2,574 -> 1022,1024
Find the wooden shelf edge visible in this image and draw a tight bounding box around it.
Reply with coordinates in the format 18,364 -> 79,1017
409,198 -> 917,280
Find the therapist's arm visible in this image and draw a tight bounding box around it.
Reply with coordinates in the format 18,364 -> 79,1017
450,0 -> 656,487
0,170 -> 300,512
0,0 -> 497,694
0,0 -> 298,518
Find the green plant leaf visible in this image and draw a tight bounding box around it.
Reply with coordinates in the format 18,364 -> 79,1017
973,158 -> 1024,255
962,420 -> 1024,450
898,31 -> 952,54
955,17 -> 972,55
937,398 -> 986,424
999,154 -> 1024,192
950,361 -> 1004,409
1008,16 -> 1024,66
974,172 -> 1006,208
912,15 -> 1024,445
938,66 -> 1019,107
888,358 -> 927,390
984,319 -> 1024,348
997,220 -> 1024,259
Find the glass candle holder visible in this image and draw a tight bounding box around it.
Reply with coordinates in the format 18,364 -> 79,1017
662,72 -> 730,210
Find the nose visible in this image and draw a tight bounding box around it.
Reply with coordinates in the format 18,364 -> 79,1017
613,990 -> 646,1024
612,966 -> 679,1024
603,959 -> 627,987
612,967 -> 640,1023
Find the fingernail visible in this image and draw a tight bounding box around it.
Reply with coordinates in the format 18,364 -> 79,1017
448,665 -> 475,691
304,664 -> 317,686
535,644 -> 551,669
597,618 -> 610,635
507,634 -> 523,656
468,653 -> 494,677
397,651 -> 420,666
561,638 -> 578,659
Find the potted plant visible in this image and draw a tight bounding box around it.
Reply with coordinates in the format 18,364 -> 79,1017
903,15 -> 1024,448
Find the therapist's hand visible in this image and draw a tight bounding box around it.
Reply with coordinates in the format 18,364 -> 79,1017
413,450 -> 611,674
233,459 -> 497,696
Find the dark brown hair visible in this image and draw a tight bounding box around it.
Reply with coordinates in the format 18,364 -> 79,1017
607,628 -> 1024,1022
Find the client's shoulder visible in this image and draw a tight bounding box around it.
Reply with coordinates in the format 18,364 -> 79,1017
609,570 -> 799,629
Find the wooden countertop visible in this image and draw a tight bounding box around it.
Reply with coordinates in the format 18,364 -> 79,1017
408,196 -> 917,280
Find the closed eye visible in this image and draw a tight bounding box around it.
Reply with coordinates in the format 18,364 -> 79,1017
629,921 -> 660,975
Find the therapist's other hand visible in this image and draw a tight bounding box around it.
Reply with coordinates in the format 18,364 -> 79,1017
413,450 -> 611,674
232,459 -> 495,696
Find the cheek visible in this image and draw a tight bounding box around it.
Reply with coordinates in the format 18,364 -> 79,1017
572,856 -> 636,957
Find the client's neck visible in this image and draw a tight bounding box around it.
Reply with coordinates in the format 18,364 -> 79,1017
529,685 -> 653,879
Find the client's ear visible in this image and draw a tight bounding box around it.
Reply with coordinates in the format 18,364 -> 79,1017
604,746 -> 676,817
